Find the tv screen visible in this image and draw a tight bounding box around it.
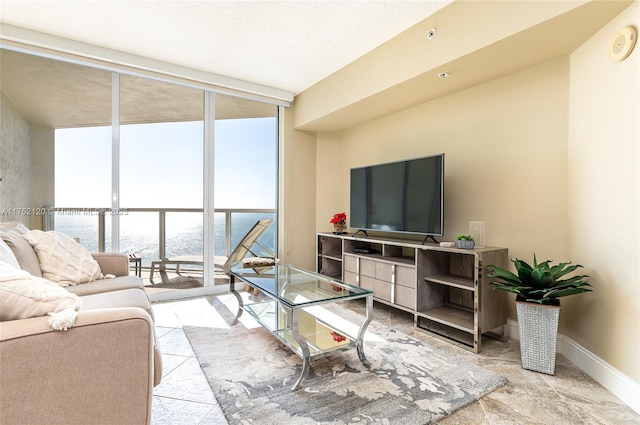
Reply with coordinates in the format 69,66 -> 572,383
350,154 -> 444,236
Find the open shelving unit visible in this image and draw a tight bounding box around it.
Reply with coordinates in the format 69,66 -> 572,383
316,234 -> 344,279
316,232 -> 509,352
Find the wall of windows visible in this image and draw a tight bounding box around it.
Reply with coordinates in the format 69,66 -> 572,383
1,49 -> 278,293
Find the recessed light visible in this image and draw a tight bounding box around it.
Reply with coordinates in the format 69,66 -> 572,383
427,29 -> 436,40
438,72 -> 449,79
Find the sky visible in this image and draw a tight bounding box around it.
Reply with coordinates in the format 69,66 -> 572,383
55,117 -> 277,210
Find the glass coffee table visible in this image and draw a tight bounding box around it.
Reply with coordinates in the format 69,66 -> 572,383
229,264 -> 374,390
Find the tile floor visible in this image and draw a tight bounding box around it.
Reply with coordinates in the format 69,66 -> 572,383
151,294 -> 640,425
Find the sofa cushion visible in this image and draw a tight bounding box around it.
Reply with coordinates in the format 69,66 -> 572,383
80,288 -> 154,321
0,238 -> 20,269
0,260 -> 82,330
66,275 -> 144,297
0,229 -> 43,277
24,230 -> 103,286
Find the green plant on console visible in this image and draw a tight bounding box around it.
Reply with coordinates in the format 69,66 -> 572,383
487,254 -> 592,305
456,234 -> 474,241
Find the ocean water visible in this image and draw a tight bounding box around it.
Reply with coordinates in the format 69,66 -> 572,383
54,212 -> 276,267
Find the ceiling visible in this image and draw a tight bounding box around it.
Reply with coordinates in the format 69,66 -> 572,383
0,0 -> 452,95
1,49 -> 278,128
2,1 -> 633,131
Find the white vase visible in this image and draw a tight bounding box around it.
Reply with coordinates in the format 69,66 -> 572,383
516,300 -> 560,375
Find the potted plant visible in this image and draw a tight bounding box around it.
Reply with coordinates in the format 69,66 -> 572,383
488,254 -> 592,374
456,234 -> 475,249
330,212 -> 347,234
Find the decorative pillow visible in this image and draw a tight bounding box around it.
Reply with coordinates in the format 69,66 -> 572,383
0,261 -> 82,330
0,229 -> 43,277
0,238 -> 20,269
0,221 -> 30,234
23,230 -> 103,286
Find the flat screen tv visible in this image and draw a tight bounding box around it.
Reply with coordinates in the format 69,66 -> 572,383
350,154 -> 444,240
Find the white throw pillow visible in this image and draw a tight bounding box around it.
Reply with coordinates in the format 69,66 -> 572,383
0,238 -> 20,269
0,260 -> 82,330
23,230 -> 103,286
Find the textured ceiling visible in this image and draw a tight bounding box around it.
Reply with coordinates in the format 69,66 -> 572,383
0,49 -> 277,128
0,0 -> 452,94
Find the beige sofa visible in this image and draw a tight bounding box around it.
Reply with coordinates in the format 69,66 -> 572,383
0,223 -> 162,425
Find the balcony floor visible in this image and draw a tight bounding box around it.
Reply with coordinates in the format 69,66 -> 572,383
137,266 -> 229,296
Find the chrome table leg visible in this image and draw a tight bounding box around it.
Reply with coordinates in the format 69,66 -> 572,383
356,295 -> 373,367
229,276 -> 243,325
290,308 -> 311,391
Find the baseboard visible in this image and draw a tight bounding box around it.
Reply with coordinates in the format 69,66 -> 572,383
558,334 -> 640,415
506,319 -> 640,415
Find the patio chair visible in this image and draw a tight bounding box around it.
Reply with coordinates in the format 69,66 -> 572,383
149,219 -> 274,284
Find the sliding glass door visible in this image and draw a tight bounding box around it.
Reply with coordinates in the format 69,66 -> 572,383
213,94 -> 278,262
119,74 -> 205,289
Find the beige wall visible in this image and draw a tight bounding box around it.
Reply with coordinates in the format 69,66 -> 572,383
0,91 -> 32,226
313,57 -> 571,328
29,127 -> 55,229
320,58 -> 570,263
303,4 -> 640,388
0,91 -> 55,230
278,107 -> 317,270
566,2 -> 639,383
315,133 -> 344,233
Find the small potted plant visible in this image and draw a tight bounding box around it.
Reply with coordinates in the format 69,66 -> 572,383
488,254 -> 592,375
456,234 -> 475,249
330,212 -> 347,234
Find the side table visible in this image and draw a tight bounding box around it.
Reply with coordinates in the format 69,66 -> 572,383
129,254 -> 142,277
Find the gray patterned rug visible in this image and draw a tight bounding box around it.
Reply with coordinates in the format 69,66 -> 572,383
183,302 -> 507,424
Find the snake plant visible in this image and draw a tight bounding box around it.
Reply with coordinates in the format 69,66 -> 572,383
488,254 -> 592,305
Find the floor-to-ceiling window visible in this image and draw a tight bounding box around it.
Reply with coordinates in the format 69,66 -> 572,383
119,74 -> 205,283
55,126 -> 112,252
1,48 -> 280,297
214,94 -> 278,260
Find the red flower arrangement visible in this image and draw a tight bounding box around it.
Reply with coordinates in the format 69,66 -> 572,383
330,212 -> 347,226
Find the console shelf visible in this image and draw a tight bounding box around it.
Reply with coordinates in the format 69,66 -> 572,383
424,274 -> 474,290
316,232 -> 509,352
417,306 -> 474,332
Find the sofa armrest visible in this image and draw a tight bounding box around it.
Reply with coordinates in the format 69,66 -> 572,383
92,252 -> 130,276
0,308 -> 157,425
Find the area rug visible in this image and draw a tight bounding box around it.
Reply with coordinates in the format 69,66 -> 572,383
183,302 -> 507,424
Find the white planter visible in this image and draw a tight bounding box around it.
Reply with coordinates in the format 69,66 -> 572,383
516,301 -> 560,375
456,240 -> 475,249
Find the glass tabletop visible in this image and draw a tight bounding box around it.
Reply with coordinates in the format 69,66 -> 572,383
230,264 -> 373,307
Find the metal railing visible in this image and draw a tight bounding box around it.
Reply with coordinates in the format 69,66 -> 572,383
46,207 -> 276,264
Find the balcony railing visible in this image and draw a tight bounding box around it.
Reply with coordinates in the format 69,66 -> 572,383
46,207 -> 276,268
